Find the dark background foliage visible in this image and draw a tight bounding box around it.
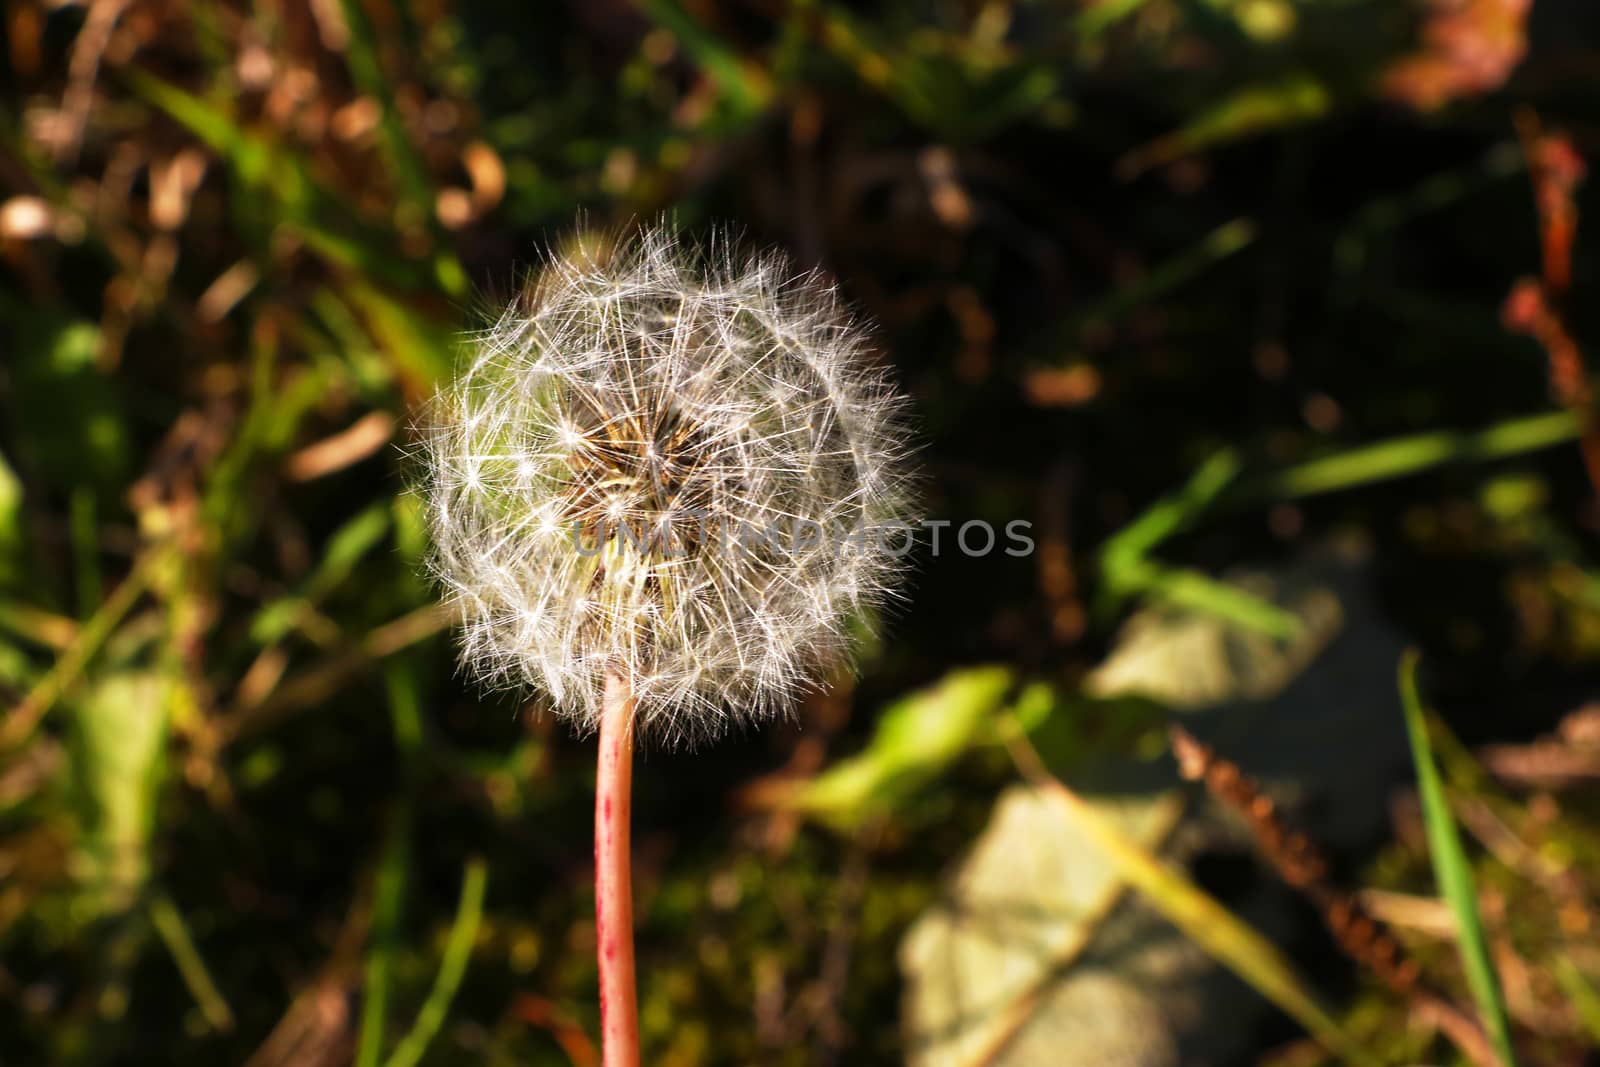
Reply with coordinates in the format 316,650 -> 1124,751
3,1 -> 1599,1064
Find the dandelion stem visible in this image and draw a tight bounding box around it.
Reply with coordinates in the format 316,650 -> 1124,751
596,669 -> 639,1066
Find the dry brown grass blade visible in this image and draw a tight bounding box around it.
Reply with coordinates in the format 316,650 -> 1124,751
218,603 -> 452,744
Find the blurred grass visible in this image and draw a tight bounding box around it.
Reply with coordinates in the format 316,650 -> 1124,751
356,660 -> 425,1067
149,891 -> 234,1034
2,0 -> 1598,1064
384,856 -> 488,1067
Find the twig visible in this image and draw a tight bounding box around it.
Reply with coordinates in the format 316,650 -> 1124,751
57,0 -> 134,165
1504,112 -> 1599,499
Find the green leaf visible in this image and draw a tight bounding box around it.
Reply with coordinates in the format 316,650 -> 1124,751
787,666 -> 1014,829
901,783 -> 1184,1066
1061,221 -> 1257,341
1074,0 -> 1157,39
71,671 -> 171,915
1398,650 -> 1517,1067
337,0 -> 435,218
124,67 -> 306,205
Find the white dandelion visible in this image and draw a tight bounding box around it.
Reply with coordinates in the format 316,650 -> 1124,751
421,224 -> 917,746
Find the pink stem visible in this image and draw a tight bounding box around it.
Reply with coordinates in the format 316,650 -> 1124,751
596,670 -> 639,1067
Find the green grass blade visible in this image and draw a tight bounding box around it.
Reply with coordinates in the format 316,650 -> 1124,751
1235,410 -> 1580,503
251,503 -> 392,645
356,662 -> 426,1067
1100,449 -> 1241,568
337,0 -> 434,217
1552,955 -> 1600,1043
1,549 -> 164,749
1398,650 -> 1517,1067
635,0 -> 771,117
1108,559 -> 1302,638
1121,76 -> 1328,175
149,890 -> 235,1033
383,857 -> 488,1067
1095,449 -> 1302,638
1059,219 -> 1257,340
356,806 -> 410,1067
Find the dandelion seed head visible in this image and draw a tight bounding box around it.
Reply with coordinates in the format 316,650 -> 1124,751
421,225 -> 917,745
